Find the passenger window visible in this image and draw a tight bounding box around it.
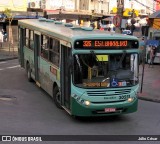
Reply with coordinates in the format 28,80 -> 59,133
25,29 -> 29,47
49,38 -> 60,67
41,35 -> 49,60
29,30 -> 34,50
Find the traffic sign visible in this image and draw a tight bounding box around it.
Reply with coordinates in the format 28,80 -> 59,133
113,15 -> 121,27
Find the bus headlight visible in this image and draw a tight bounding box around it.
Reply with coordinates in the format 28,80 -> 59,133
84,101 -> 90,106
72,94 -> 90,105
128,97 -> 134,102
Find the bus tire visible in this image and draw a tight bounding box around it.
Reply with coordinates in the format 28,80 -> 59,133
53,86 -> 62,109
27,63 -> 33,82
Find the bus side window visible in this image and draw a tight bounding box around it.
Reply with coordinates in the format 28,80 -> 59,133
49,38 -> 60,67
25,28 -> 29,47
29,30 -> 34,50
41,35 -> 49,60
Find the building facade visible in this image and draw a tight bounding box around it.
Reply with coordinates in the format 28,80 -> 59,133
61,0 -> 155,16
0,0 -> 27,11
0,0 -> 158,43
0,0 -> 157,16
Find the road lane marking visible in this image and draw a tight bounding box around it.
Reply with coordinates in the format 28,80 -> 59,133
0,61 -> 7,64
7,65 -> 20,69
0,65 -> 20,71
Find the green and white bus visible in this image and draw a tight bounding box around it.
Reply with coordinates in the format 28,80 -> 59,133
18,19 -> 139,116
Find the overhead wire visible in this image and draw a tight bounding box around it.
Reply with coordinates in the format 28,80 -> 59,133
134,0 -> 156,12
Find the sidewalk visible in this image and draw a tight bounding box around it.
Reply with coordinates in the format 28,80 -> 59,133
138,64 -> 160,103
0,45 -> 160,103
0,42 -> 18,61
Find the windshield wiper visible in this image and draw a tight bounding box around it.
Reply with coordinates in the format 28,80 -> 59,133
90,50 -> 99,64
90,50 -> 105,74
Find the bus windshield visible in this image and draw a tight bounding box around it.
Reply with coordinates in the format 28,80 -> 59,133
73,52 -> 138,88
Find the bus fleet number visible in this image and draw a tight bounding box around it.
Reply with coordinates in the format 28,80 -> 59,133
119,95 -> 130,100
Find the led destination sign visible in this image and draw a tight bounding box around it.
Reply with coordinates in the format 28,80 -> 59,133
84,40 -> 127,47
74,40 -> 139,49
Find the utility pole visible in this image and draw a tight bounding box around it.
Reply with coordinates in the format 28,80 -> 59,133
115,0 -> 124,33
130,9 -> 136,35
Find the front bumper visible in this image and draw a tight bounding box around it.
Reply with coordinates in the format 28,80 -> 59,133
70,97 -> 138,116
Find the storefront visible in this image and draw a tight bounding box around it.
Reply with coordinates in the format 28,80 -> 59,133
146,40 -> 160,63
111,7 -> 139,17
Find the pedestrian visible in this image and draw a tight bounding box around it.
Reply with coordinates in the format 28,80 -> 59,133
0,30 -> 4,48
149,45 -> 156,68
90,22 -> 95,29
2,29 -> 7,42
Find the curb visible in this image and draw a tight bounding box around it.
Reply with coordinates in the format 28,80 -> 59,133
138,96 -> 160,103
0,57 -> 18,62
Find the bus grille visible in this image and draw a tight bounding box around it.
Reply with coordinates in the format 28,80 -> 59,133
86,89 -> 131,97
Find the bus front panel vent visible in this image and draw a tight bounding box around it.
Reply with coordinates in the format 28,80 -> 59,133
81,27 -> 93,31
38,18 -> 46,22
70,26 -> 82,30
70,26 -> 93,31
46,19 -> 54,23
54,21 -> 63,24
64,23 -> 73,27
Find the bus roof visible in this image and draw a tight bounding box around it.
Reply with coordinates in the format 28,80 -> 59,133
18,19 -> 138,42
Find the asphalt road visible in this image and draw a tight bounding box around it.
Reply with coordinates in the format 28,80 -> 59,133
0,60 -> 160,143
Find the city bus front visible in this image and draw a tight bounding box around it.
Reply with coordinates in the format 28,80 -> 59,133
70,39 -> 139,116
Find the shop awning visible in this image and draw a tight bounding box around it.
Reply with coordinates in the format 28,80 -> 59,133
153,19 -> 160,29
146,40 -> 160,46
48,11 -> 102,20
111,8 -> 139,17
149,10 -> 160,18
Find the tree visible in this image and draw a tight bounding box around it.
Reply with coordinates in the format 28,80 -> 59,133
4,8 -> 15,51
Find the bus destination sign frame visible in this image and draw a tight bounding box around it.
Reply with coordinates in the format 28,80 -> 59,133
74,40 -> 139,49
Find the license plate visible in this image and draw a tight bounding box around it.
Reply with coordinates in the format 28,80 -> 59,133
105,108 -> 116,112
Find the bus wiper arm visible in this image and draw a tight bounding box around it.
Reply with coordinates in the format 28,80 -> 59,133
90,50 -> 101,67
90,50 -> 98,61
90,50 -> 105,76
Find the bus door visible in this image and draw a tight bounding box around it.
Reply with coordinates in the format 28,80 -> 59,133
19,27 -> 25,67
34,33 -> 40,83
61,45 -> 71,109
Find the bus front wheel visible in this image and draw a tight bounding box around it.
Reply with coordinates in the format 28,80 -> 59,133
53,86 -> 62,109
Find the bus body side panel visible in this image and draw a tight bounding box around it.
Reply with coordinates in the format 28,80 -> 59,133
39,58 -> 60,97
24,47 -> 35,80
24,46 -> 59,97
39,58 -> 54,96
